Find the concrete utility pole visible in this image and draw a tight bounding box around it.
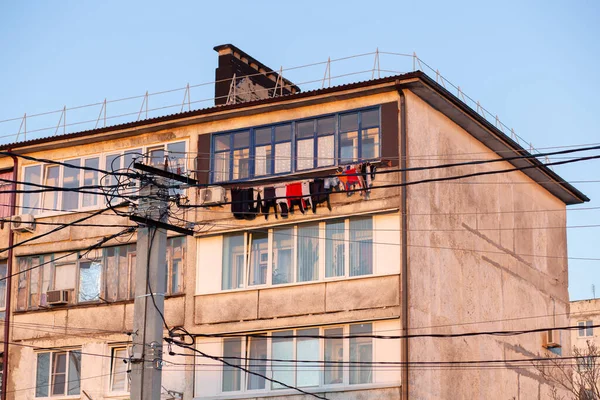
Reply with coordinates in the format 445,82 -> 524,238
130,178 -> 168,400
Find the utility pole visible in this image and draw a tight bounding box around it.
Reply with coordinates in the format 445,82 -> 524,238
130,175 -> 168,400
129,161 -> 195,399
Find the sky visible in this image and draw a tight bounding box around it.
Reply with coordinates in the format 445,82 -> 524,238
0,0 -> 598,300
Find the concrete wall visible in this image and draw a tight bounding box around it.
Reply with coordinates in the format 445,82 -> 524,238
405,89 -> 570,400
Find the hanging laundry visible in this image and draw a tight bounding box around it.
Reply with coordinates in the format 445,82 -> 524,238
310,178 -> 331,213
262,187 -> 278,220
286,182 -> 306,214
275,185 -> 289,218
253,187 -> 263,213
230,188 -> 257,220
301,181 -> 313,211
324,176 -> 342,192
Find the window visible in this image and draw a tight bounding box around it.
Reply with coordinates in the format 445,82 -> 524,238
219,323 -> 374,395
35,350 -> 81,397
211,108 -> 380,183
221,217 -> 373,291
110,347 -> 130,393
579,321 -> 594,337
16,238 -> 185,310
22,141 -> 186,215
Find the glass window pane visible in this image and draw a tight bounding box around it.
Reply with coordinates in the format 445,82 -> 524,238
67,351 -> 81,395
111,348 -> 128,392
233,130 -> 250,148
350,218 -> 373,276
248,233 -> 268,286
297,120 -> 314,139
254,145 -> 272,176
361,127 -> 380,160
317,117 -> 335,135
0,262 -> 6,311
274,124 -> 291,142
255,128 -> 272,146
214,134 -> 230,152
349,323 -> 372,384
17,258 -> 29,311
148,147 -> 165,167
222,235 -> 245,290
326,221 -> 345,278
43,166 -> 60,211
324,328 -> 343,385
297,329 -> 319,387
361,109 -> 379,128
36,352 -> 50,397
271,331 -> 294,389
247,335 -> 267,390
40,255 -> 52,307
274,142 -> 291,174
23,165 -> 41,215
340,131 -> 358,164
124,149 -> 142,169
222,338 -> 242,392
51,352 -> 67,395
62,159 -> 81,210
54,263 -> 76,291
213,152 -> 231,182
233,148 -> 250,180
30,262 -> 40,307
317,135 -> 335,167
78,262 -> 101,302
296,139 -> 314,170
297,224 -> 319,282
105,247 -> 118,301
82,158 -> 100,207
272,228 -> 293,285
587,320 -> 594,336
579,322 -> 586,337
340,113 -> 358,132
117,247 -> 129,300
167,141 -> 186,173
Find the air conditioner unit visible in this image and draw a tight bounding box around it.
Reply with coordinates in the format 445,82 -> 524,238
11,214 -> 36,233
199,186 -> 225,206
543,329 -> 561,348
46,290 -> 70,306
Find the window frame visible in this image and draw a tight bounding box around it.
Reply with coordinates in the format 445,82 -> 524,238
220,217 -> 374,292
20,140 -> 187,217
218,323 -> 374,395
578,320 -> 594,337
35,349 -> 81,398
108,346 -> 130,394
16,237 -> 185,311
210,107 -> 380,183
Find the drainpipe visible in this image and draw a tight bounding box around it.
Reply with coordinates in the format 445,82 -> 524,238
397,88 -> 409,400
1,154 -> 18,400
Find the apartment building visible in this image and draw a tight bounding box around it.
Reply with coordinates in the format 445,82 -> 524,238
0,44 -> 588,399
571,299 -> 600,348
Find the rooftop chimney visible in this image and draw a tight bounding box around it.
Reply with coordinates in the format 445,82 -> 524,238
213,44 -> 300,106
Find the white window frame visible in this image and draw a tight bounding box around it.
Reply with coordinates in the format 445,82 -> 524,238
34,349 -> 81,399
218,323 -> 374,396
220,217 -> 374,292
578,320 -> 594,337
108,346 -> 131,394
19,139 -> 188,217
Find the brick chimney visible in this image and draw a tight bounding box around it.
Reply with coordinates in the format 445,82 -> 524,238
213,44 -> 300,106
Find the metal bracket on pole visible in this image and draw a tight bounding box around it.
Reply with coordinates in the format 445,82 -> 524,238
494,115 -> 504,133
180,84 -> 191,112
55,106 -> 66,135
372,48 -> 380,79
511,128 -> 519,144
476,101 -> 484,117
321,57 -> 331,89
226,74 -> 237,105
436,70 -> 446,88
457,86 -> 466,103
95,99 -> 107,129
138,91 -> 149,121
16,113 -> 26,142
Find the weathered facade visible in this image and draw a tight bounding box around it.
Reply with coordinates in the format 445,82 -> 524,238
0,44 -> 587,399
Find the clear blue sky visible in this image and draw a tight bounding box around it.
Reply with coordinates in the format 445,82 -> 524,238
0,0 -> 598,300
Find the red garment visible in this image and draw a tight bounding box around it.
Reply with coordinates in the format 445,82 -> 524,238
345,168 -> 360,186
286,182 -> 303,206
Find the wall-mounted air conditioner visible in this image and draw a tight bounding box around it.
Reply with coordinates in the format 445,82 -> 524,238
46,290 -> 70,306
11,214 -> 36,233
199,186 -> 225,206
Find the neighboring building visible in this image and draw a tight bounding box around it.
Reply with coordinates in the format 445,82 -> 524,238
571,299 -> 600,348
0,44 -> 588,399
